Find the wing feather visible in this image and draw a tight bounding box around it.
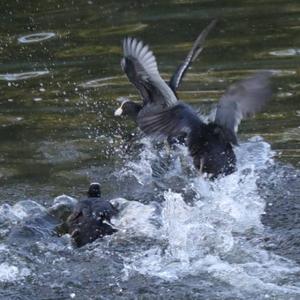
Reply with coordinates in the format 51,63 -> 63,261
122,37 -> 177,107
214,71 -> 272,140
137,102 -> 204,138
169,19 -> 217,91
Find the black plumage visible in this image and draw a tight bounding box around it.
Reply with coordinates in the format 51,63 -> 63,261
66,183 -> 118,247
114,20 -> 217,121
137,72 -> 272,178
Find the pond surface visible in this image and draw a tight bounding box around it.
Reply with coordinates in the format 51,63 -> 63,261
0,0 -> 299,299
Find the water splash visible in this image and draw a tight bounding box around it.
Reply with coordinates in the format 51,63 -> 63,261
118,138 -> 158,185
0,263 -> 30,282
115,136 -> 300,297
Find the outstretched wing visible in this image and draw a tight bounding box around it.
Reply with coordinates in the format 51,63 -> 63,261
169,19 -> 217,92
214,71 -> 272,143
137,102 -> 204,139
122,37 -> 177,107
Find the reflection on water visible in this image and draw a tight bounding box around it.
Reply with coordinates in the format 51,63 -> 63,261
0,0 -> 299,299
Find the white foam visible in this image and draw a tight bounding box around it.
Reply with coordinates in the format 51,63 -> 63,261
117,136 -> 300,296
52,194 -> 78,206
0,200 -> 46,224
0,263 -> 30,282
113,200 -> 160,239
118,138 -> 157,185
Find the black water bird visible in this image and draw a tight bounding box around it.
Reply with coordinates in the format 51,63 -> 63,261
114,20 -> 217,121
137,72 -> 272,178
66,183 -> 118,247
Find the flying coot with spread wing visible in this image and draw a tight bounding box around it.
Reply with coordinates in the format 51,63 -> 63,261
115,20 -> 272,178
114,20 -> 217,121
137,72 -> 272,178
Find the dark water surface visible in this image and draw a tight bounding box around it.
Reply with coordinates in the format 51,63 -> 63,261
0,0 -> 299,299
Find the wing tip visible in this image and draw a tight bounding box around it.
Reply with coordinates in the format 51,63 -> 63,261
121,36 -> 159,75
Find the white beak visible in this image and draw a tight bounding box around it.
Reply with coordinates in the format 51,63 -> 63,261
114,106 -> 123,116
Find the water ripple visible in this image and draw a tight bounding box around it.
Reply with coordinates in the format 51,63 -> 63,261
79,75 -> 126,88
0,70 -> 49,81
18,32 -> 56,43
269,49 -> 300,57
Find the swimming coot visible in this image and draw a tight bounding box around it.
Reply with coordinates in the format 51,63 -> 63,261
66,183 -> 118,247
